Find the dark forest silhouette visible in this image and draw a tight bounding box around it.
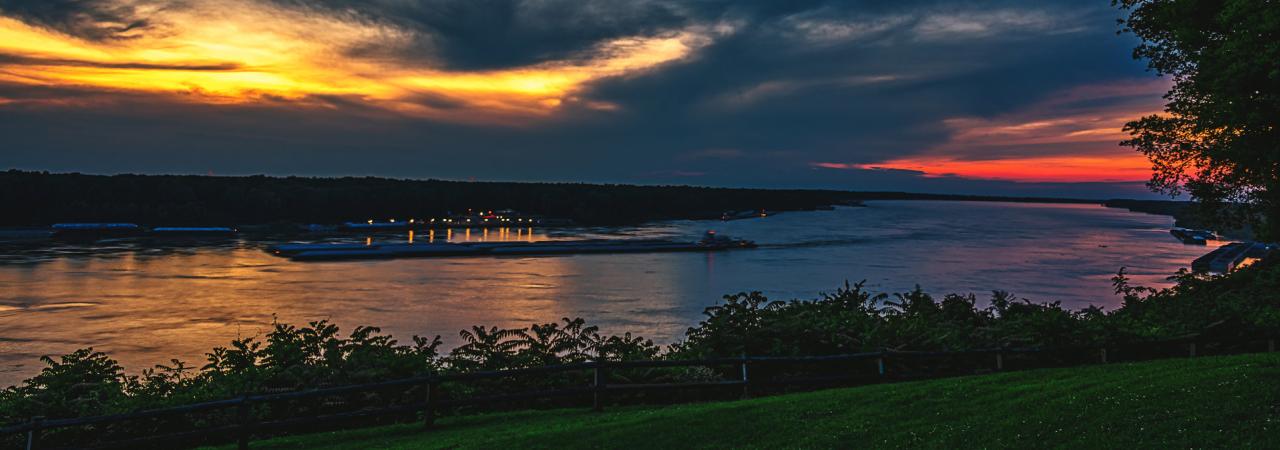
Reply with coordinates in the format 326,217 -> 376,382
1,170 -> 1120,227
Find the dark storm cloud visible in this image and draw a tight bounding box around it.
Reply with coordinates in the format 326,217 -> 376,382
553,0 -> 1137,166
0,0 -> 154,40
262,0 -> 1092,71
268,0 -> 693,70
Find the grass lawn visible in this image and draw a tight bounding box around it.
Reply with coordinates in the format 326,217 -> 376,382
225,353 -> 1280,449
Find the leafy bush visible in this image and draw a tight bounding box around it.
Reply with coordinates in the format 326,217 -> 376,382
2,261 -> 1278,436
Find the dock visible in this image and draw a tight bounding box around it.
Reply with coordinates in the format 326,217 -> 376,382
1192,242 -> 1274,273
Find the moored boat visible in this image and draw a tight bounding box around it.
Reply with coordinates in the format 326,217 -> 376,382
1171,228 -> 1219,245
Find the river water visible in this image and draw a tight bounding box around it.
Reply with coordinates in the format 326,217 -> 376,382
0,201 -> 1216,385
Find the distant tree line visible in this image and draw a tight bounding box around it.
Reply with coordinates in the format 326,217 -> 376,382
2,170 -> 1132,227
0,170 -> 846,226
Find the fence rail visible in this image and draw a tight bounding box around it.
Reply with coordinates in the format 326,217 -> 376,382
3,335 -> 1276,449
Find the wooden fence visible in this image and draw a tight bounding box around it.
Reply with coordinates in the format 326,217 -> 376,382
3,335 -> 1276,450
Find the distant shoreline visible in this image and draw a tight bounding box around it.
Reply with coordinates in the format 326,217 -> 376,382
1,170 -> 1184,228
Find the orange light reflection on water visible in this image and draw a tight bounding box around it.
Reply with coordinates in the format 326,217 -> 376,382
0,238 -> 586,386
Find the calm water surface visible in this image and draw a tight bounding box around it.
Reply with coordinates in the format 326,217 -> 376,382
0,201 -> 1216,385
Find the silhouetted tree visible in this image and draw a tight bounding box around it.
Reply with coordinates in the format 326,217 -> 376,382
452,325 -> 522,370
1117,0 -> 1280,239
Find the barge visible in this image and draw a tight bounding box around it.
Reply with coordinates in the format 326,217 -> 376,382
51,223 -> 143,240
270,231 -> 756,261
51,223 -> 237,241
150,227 -> 236,237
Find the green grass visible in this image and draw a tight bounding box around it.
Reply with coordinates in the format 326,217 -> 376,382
226,353 -> 1280,449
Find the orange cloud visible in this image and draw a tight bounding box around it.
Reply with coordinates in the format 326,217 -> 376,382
0,3 -> 706,123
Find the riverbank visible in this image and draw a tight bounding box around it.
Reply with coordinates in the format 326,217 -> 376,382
3,170 -> 1141,229
219,352 -> 1280,449
1103,199 -> 1254,239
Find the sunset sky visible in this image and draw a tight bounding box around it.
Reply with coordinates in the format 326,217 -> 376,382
0,0 -> 1169,198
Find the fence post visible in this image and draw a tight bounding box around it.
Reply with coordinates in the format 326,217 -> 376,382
25,416 -> 43,450
995,351 -> 1004,371
740,354 -> 751,399
877,351 -> 887,378
236,396 -> 252,450
1188,342 -> 1197,358
1100,348 -> 1108,364
592,360 -> 607,412
423,379 -> 436,429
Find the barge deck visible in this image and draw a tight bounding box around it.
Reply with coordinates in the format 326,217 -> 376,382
270,233 -> 756,261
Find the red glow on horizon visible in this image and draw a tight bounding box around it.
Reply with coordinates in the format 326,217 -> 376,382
815,80 -> 1169,184
816,153 -> 1153,183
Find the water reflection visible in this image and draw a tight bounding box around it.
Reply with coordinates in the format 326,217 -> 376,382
0,201 -> 1215,385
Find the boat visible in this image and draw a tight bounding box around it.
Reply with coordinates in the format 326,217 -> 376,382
1171,228 -> 1220,245
51,223 -> 143,240
269,231 -> 756,261
289,243 -> 483,261
720,210 -> 764,221
271,242 -> 376,256
338,221 -> 410,231
305,224 -> 339,232
150,227 -> 236,237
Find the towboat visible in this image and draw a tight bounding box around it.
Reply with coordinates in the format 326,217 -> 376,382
698,230 -> 754,247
